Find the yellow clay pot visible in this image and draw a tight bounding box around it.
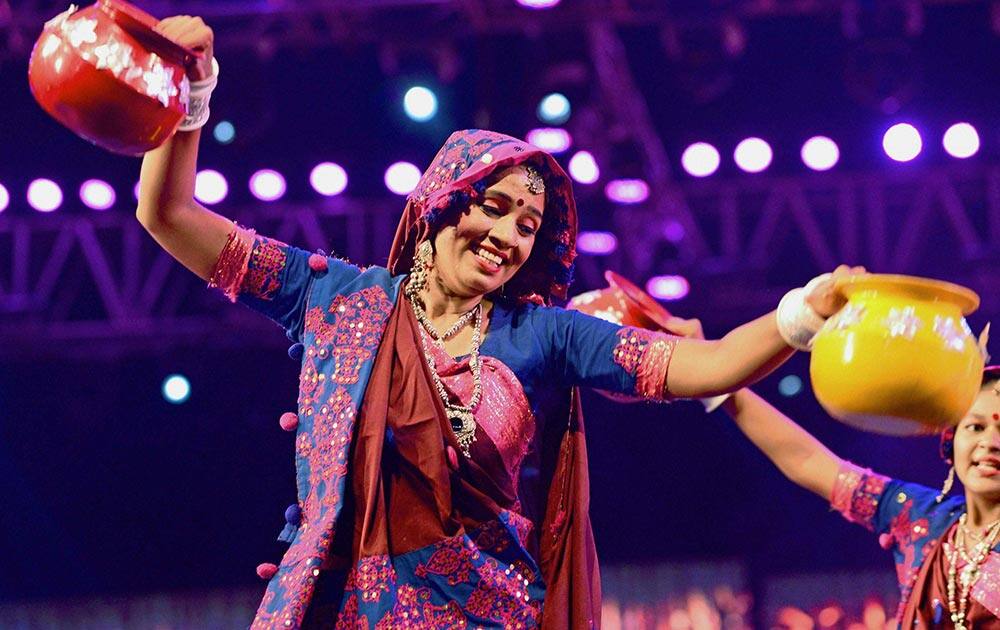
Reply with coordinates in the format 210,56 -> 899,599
810,274 -> 984,435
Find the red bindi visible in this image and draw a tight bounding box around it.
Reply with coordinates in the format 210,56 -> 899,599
994,413 -> 999,420
516,198 -> 525,207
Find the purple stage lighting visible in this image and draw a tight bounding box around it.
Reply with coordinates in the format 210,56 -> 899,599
526,128 -> 572,154
942,123 -> 980,159
517,0 -> 560,7
133,181 -> 141,200
663,220 -> 686,244
0,183 -> 9,213
310,162 -> 348,196
605,178 -> 649,204
681,142 -> 721,177
249,169 -> 287,202
568,151 -> 600,184
194,169 -> 229,205
576,231 -> 618,255
79,179 -> 116,210
384,162 -> 421,195
646,275 -> 690,301
882,123 -> 922,162
733,137 -> 773,173
801,136 -> 840,171
27,178 -> 63,213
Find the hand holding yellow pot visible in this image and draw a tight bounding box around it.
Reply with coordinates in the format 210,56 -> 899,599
810,274 -> 985,435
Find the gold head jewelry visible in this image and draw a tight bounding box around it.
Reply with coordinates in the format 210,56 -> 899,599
524,166 -> 545,195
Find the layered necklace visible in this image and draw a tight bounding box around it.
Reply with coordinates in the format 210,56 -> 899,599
946,512 -> 1000,629
408,292 -> 483,457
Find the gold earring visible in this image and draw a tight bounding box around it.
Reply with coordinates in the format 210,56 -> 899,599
936,465 -> 955,503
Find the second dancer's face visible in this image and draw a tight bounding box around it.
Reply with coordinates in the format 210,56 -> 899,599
431,165 -> 545,299
953,385 -> 1000,501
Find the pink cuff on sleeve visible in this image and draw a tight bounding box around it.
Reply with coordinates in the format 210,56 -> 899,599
829,460 -> 889,531
208,223 -> 256,302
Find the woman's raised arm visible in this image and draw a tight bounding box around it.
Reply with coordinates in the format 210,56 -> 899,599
135,16 -> 232,281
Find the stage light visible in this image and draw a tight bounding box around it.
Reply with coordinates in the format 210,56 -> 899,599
576,231 -> 618,255
384,162 -> 421,195
403,86 -> 438,122
681,142 -> 721,177
310,162 -> 348,196
882,123 -> 922,162
568,150 -> 600,184
645,275 -> 690,300
0,183 -> 9,213
517,0 -> 560,7
663,220 -> 685,243
213,120 -> 236,144
133,181 -> 141,200
942,122 -> 980,159
778,375 -> 803,397
249,169 -> 287,202
27,178 -> 63,213
194,169 -> 228,205
801,136 -> 840,171
79,179 -> 116,210
733,137 -> 773,173
537,93 -> 571,124
162,374 -> 191,404
526,128 -> 572,153
604,178 -> 649,204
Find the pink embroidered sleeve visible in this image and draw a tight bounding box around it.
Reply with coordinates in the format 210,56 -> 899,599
612,327 -> 680,400
829,460 -> 890,531
208,223 -> 256,302
208,224 -> 291,303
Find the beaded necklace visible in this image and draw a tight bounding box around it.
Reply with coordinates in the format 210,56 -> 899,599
408,294 -> 484,457
946,512 -> 1000,630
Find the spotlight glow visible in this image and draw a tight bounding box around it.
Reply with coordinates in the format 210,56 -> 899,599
537,93 -> 571,125
526,128 -> 572,153
213,120 -> 236,144
162,374 -> 191,404
517,0 -> 560,7
576,231 -> 618,255
249,169 -> 287,202
27,179 -> 63,213
133,181 -> 141,200
882,123 -> 922,162
942,122 -> 980,159
645,275 -> 690,301
681,142 -> 721,177
733,137 -> 773,173
778,374 -> 803,397
801,136 -> 840,171
194,169 -> 228,205
79,179 -> 116,210
0,183 -> 9,213
403,86 -> 438,122
663,220 -> 686,244
568,150 -> 600,184
384,162 -> 422,195
310,162 -> 348,196
604,178 -> 649,204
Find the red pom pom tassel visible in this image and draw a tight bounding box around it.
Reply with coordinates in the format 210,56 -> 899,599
308,254 -> 328,272
256,562 -> 279,580
279,412 -> 299,432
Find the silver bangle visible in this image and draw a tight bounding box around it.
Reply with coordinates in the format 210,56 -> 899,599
178,58 -> 219,132
776,286 -> 827,351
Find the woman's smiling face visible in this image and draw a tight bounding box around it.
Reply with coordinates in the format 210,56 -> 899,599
431,165 -> 545,298
953,381 -> 1000,501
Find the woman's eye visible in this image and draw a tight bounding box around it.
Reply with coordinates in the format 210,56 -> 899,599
966,423 -> 984,432
518,224 -> 537,236
481,204 -> 502,216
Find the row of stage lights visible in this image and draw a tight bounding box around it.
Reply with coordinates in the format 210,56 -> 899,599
1,120 -> 983,216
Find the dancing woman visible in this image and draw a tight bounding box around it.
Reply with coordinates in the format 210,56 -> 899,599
137,16 -> 852,629
718,367 -> 1000,628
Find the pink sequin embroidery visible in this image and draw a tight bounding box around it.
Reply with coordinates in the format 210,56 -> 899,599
420,331 -> 535,487
243,236 -> 287,301
612,327 -> 678,400
829,461 -> 889,531
413,537 -> 478,586
972,551 -> 1000,617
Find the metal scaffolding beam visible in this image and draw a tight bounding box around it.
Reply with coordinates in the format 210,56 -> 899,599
2,162 -> 997,358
